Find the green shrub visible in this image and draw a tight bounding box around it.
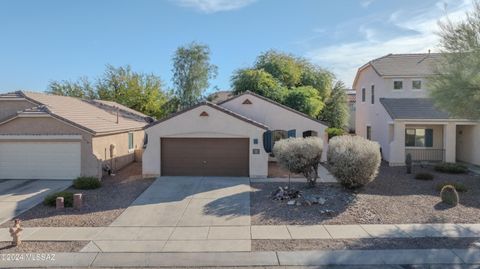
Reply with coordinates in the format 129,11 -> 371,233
434,163 -> 468,174
327,135 -> 381,188
326,127 -> 345,139
436,182 -> 468,193
73,176 -> 101,189
43,191 -> 74,207
440,185 -> 459,206
415,172 -> 434,180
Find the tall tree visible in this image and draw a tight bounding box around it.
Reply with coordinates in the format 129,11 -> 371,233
46,65 -> 170,119
429,1 -> 480,119
231,68 -> 286,102
319,81 -> 349,129
172,42 -> 218,109
47,77 -> 97,99
231,50 -> 334,118
284,86 -> 324,118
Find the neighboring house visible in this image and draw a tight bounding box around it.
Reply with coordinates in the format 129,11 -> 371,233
354,53 -> 480,166
143,91 -> 328,178
0,91 -> 149,180
346,89 -> 356,133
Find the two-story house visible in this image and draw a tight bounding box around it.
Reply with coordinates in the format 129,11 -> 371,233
354,53 -> 480,166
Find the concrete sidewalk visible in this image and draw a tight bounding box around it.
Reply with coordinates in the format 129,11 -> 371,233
1,223 -> 480,253
0,249 -> 479,267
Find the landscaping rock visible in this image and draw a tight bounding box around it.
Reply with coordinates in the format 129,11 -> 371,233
287,200 -> 296,206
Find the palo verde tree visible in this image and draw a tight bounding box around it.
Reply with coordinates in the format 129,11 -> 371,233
429,1 -> 480,119
172,42 -> 218,109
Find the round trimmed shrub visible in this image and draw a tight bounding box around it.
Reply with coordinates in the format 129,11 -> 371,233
415,172 -> 434,180
440,185 -> 459,206
43,191 -> 74,207
436,182 -> 468,193
273,136 -> 323,187
328,135 -> 381,188
74,176 -> 102,190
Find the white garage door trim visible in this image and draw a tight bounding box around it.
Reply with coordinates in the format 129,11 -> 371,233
0,138 -> 81,180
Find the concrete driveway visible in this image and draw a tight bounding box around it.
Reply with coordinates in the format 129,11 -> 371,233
0,179 -> 72,224
111,176 -> 251,227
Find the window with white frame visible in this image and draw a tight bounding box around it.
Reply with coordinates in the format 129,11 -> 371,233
412,80 -> 422,90
393,80 -> 403,90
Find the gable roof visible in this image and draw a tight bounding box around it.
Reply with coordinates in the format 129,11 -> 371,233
147,101 -> 269,130
0,91 -> 149,135
218,91 -> 329,127
380,98 -> 451,120
353,53 -> 442,87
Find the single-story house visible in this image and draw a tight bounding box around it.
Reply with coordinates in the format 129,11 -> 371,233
0,91 -> 150,180
142,91 -> 329,178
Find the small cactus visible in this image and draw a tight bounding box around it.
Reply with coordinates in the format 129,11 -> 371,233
440,185 -> 459,206
406,153 -> 412,174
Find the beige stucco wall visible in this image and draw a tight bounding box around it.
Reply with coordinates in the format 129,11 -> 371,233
0,99 -> 37,122
143,104 -> 269,178
0,115 -> 144,178
456,124 -> 480,166
92,130 -> 144,175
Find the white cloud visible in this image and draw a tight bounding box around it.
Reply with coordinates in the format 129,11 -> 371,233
173,0 -> 256,13
305,0 -> 472,87
361,0 -> 374,8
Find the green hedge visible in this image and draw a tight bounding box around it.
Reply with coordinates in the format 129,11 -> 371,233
415,172 -> 434,180
43,191 -> 74,207
73,177 -> 102,190
434,163 -> 468,174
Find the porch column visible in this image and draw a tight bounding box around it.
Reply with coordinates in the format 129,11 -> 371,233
389,121 -> 406,166
444,122 -> 456,163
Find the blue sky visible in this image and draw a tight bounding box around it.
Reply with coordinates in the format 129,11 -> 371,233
0,0 -> 472,94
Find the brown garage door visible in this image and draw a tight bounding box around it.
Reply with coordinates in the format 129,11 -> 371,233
161,138 -> 249,177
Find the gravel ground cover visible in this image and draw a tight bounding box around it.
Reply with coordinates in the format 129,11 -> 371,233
1,162 -> 154,228
252,163 -> 480,225
0,241 -> 88,253
252,238 -> 480,251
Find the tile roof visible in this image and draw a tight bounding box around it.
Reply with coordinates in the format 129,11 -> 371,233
369,53 -> 442,77
380,98 -> 451,120
1,91 -> 148,134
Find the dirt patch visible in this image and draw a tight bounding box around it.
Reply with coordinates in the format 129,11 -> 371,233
1,162 -> 154,228
0,241 -> 88,253
252,238 -> 480,251
251,163 -> 480,225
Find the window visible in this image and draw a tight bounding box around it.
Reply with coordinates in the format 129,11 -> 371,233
366,126 -> 371,140
393,80 -> 403,90
361,88 -> 366,102
412,80 -> 422,90
371,85 -> 375,104
128,132 -> 134,150
405,128 -> 433,147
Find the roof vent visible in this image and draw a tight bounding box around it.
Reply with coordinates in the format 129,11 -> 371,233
242,99 -> 252,104
200,111 -> 209,117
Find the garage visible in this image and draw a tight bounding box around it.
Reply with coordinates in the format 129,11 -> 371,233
0,141 -> 81,180
161,137 -> 249,176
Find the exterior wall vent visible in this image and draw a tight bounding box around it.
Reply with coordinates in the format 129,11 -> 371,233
242,99 -> 252,104
200,111 -> 209,117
